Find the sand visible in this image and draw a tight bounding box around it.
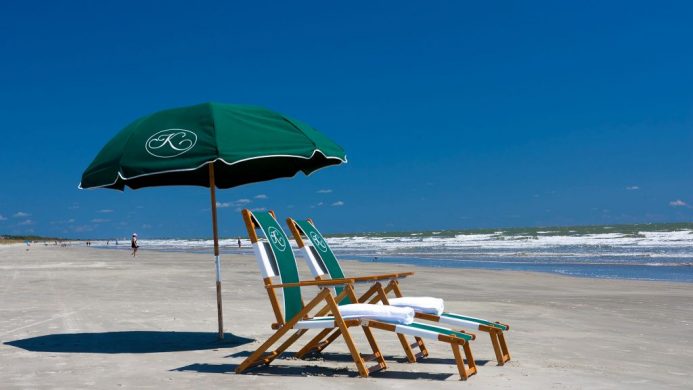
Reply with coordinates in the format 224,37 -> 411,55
0,245 -> 691,389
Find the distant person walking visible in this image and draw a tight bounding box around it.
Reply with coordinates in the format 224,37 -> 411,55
237,237 -> 241,248
131,233 -> 139,257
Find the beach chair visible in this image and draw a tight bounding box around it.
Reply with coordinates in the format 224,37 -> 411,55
287,217 -> 511,366
235,210 -> 477,380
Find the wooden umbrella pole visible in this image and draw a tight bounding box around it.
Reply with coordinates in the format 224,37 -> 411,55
209,163 -> 224,340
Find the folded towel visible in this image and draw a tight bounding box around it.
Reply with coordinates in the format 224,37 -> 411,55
338,303 -> 414,324
387,297 -> 445,316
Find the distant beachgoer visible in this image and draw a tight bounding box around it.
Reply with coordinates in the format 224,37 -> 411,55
237,237 -> 241,248
107,240 -> 110,245
131,233 -> 139,257
25,240 -> 30,252
115,239 -> 118,246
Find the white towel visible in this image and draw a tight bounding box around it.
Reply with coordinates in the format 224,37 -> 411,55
338,303 -> 414,324
387,297 -> 445,316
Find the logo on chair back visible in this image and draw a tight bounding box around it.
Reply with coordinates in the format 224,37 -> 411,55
268,227 -> 287,251
310,231 -> 327,252
145,129 -> 198,158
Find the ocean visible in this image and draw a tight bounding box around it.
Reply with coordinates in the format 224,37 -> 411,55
93,223 -> 693,283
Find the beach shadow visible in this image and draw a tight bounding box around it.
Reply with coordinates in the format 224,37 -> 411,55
225,350 -> 489,366
225,350 -> 399,361
4,331 -> 253,354
173,363 -> 454,380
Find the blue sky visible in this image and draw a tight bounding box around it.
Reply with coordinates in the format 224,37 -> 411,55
1,1 -> 691,238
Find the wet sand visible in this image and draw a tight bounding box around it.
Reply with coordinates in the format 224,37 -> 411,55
1,245 -> 691,389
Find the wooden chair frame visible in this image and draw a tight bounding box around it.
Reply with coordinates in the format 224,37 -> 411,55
360,279 -> 510,365
237,210 -> 477,380
287,216 -> 510,366
236,210 -> 387,377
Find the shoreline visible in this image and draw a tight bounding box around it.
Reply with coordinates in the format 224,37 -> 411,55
84,244 -> 693,284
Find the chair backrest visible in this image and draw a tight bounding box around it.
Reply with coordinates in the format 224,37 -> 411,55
289,218 -> 351,304
243,209 -> 304,323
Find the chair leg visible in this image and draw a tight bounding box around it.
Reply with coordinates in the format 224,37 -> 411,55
396,334 -> 418,363
488,329 -> 511,365
326,302 -> 369,377
497,330 -> 511,364
463,340 -> 477,376
413,336 -> 429,359
361,326 -> 387,372
236,322 -> 297,374
451,341 -> 477,380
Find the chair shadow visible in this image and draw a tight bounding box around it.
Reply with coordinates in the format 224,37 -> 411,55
4,331 -> 253,354
225,350 -> 490,366
173,362 -> 454,380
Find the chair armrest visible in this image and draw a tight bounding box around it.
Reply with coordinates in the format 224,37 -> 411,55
348,271 -> 414,282
267,278 -> 356,289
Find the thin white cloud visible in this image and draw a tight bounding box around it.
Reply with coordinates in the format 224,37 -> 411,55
18,219 -> 33,226
91,218 -> 110,223
0,214 -> 6,221
68,203 -> 79,210
13,211 -> 30,218
626,186 -> 640,191
669,200 -> 688,207
317,189 -> 333,194
254,194 -> 268,199
331,201 -> 345,207
98,209 -> 114,213
251,207 -> 267,212
50,218 -> 76,225
217,198 -> 251,209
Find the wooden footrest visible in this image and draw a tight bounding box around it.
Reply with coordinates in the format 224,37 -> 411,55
367,363 -> 386,374
360,352 -> 382,362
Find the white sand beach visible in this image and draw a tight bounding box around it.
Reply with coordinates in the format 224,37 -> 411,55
1,245 -> 691,389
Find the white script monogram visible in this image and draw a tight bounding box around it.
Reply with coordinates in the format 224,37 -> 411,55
268,227 -> 287,251
145,129 -> 198,158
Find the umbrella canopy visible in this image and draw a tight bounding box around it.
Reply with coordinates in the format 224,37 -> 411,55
80,102 -> 346,340
80,102 -> 346,190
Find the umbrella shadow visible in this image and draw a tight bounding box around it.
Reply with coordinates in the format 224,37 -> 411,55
4,331 -> 253,354
173,362 -> 455,380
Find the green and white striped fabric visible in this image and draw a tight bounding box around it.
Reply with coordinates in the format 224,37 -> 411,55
253,212 -> 304,323
296,317 -> 474,342
294,219 -> 352,304
440,313 -> 509,331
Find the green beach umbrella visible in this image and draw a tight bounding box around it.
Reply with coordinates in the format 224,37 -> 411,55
80,102 -> 346,339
